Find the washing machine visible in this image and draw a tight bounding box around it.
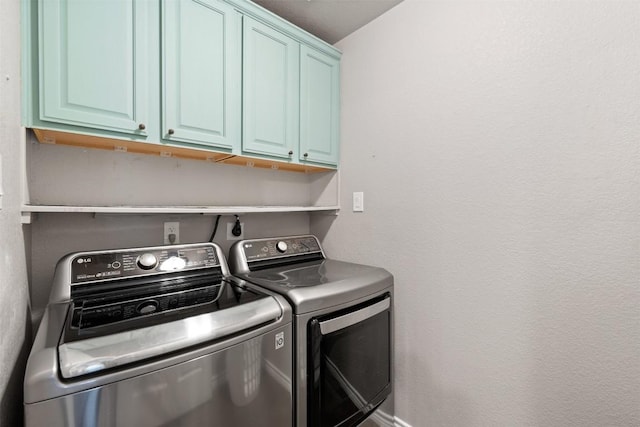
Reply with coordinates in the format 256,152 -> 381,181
24,242 -> 293,427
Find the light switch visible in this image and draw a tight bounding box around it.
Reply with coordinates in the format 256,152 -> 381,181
353,192 -> 364,212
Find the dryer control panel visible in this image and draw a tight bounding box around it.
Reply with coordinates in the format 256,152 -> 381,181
228,235 -> 326,274
241,236 -> 322,261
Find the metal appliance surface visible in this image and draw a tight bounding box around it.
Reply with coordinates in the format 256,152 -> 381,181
229,235 -> 394,427
24,242 -> 294,427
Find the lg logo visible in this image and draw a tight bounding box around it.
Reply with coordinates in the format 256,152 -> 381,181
275,332 -> 285,350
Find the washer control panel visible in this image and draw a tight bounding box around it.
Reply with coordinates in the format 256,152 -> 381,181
71,245 -> 219,283
241,236 -> 322,262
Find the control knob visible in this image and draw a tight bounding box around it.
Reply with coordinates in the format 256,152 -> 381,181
276,241 -> 288,253
137,253 -> 158,270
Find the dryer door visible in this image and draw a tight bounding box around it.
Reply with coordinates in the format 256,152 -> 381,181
307,294 -> 392,427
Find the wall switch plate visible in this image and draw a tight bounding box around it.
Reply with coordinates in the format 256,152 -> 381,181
164,222 -> 180,244
353,192 -> 364,212
227,222 -> 244,240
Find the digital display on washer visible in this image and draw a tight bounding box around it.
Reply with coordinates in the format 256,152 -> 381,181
71,246 -> 219,283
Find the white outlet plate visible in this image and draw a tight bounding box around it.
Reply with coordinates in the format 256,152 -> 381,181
227,222 -> 244,240
164,222 -> 180,244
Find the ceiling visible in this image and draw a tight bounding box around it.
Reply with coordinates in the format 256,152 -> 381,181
252,0 -> 404,44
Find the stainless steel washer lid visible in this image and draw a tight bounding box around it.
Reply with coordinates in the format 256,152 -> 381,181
234,259 -> 393,314
25,287 -> 292,404
58,295 -> 283,378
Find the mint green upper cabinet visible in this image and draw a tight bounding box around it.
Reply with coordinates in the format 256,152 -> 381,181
162,0 -> 241,151
39,0 -> 149,136
243,17 -> 300,160
28,0 -> 341,171
299,46 -> 340,166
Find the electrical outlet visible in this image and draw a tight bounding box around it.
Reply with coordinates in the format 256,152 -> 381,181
227,222 -> 244,240
164,222 -> 180,244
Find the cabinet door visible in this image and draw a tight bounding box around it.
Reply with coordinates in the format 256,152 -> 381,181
299,46 -> 340,166
39,0 -> 149,136
162,0 -> 241,151
243,17 -> 299,160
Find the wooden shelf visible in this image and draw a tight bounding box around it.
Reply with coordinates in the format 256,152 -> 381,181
21,204 -> 340,215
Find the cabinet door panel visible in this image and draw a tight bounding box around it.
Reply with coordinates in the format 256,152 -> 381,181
39,0 -> 148,135
300,46 -> 340,166
162,0 -> 240,150
243,17 -> 299,159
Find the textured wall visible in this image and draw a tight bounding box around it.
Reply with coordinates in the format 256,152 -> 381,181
0,0 -> 31,425
313,1 -> 640,426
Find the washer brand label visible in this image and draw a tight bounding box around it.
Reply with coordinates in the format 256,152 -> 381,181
275,332 -> 284,350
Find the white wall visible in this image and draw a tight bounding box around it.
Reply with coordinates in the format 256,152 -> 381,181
313,1 -> 640,425
0,0 -> 31,424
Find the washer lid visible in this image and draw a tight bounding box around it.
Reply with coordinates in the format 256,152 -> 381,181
236,259 -> 393,314
58,293 -> 282,379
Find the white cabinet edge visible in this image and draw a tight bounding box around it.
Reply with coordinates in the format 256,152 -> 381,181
21,204 -> 340,215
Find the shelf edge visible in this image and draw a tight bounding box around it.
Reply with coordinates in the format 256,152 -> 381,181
21,204 -> 340,215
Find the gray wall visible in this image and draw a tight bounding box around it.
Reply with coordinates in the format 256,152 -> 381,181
313,0 -> 640,426
0,0 -> 31,425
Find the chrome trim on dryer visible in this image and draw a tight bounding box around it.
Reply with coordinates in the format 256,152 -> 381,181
319,297 -> 390,335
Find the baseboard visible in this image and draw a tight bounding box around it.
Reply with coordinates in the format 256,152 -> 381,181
369,410 -> 412,427
369,409 -> 394,426
393,415 -> 412,427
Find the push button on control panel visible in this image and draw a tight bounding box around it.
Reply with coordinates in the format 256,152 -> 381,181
136,300 -> 159,315
137,253 -> 158,270
276,241 -> 288,253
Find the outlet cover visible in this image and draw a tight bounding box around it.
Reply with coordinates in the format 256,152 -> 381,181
227,222 -> 244,240
164,222 -> 180,244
